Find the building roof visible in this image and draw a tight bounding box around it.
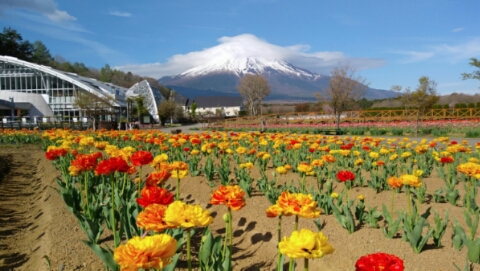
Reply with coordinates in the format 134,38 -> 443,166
0,99 -> 14,110
192,96 -> 243,108
0,55 -> 128,107
126,80 -> 165,122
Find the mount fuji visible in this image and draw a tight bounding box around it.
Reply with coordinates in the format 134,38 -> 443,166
158,57 -> 397,102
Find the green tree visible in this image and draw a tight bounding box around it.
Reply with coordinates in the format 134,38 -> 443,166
190,101 -> 197,118
0,27 -> 33,61
236,74 -> 271,116
72,62 -> 89,76
31,41 -> 52,65
100,64 -> 113,82
462,58 -> 480,85
315,63 -> 368,129
133,96 -> 149,123
356,98 -> 374,109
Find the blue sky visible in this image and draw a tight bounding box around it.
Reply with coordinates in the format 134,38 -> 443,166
1,0 -> 479,95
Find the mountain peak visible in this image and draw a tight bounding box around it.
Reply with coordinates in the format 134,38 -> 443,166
158,56 -> 398,102
179,57 -> 322,80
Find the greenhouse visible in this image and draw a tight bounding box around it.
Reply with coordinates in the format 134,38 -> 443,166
126,80 -> 165,123
0,55 -> 165,126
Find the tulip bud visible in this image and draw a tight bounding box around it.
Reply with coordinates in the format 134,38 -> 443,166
222,213 -> 230,223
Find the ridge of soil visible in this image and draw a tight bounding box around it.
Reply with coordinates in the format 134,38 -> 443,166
0,145 -> 103,271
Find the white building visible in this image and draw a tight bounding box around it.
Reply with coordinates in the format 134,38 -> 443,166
188,96 -> 245,117
0,56 -> 163,123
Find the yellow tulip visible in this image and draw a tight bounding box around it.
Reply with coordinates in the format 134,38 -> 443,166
279,229 -> 334,259
164,201 -> 213,229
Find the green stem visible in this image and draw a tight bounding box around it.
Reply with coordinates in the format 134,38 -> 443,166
346,186 -> 350,204
445,165 -> 450,187
222,219 -> 228,261
137,166 -> 143,196
79,176 -> 84,207
84,173 -> 89,218
466,176 -> 471,212
229,208 -> 233,255
110,176 -> 117,247
176,174 -> 180,201
277,215 -> 282,244
289,216 -> 299,271
302,174 -> 306,194
186,229 -> 192,271
406,186 -> 412,218
100,175 -> 105,200
222,210 -> 231,262
277,215 -> 282,271
304,258 -> 308,271
121,173 -> 127,195
416,188 -> 421,213
390,189 -> 395,216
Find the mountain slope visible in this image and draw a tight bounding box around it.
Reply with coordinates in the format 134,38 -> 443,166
158,58 -> 397,102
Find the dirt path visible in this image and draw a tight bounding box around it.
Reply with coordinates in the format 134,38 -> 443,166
0,146 -> 46,270
0,145 -> 104,271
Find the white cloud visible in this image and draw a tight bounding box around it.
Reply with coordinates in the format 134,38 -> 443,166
395,50 -> 435,63
108,10 -> 132,17
394,38 -> 480,64
11,11 -> 126,64
0,0 -> 76,22
432,38 -> 480,62
452,28 -> 464,33
116,33 -> 385,78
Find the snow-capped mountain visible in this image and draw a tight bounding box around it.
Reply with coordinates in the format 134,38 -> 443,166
158,57 -> 397,102
178,57 -> 322,80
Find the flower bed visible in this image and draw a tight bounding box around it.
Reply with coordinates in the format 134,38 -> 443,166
225,119 -> 480,138
25,129 -> 480,270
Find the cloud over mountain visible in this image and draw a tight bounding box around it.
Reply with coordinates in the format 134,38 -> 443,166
117,34 -> 386,78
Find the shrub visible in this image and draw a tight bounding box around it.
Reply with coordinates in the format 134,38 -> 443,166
419,128 -> 433,135
348,128 -> 366,135
465,129 -> 480,138
432,128 -> 449,137
370,129 -> 387,136
390,128 -> 404,136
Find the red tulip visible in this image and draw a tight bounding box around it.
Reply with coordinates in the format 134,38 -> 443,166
336,170 -> 356,182
355,252 -> 404,271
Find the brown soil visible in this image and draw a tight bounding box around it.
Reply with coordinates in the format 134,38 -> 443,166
0,144 -> 479,271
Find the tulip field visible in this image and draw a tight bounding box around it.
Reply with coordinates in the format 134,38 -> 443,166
224,119 -> 480,138
1,127 -> 480,270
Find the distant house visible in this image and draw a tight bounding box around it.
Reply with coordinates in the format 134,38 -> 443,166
188,96 -> 244,117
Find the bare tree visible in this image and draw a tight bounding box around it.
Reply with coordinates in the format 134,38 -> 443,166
315,63 -> 368,129
236,74 -> 271,116
157,100 -> 177,126
410,76 -> 439,135
393,76 -> 439,135
157,90 -> 177,126
73,91 -> 116,131
391,84 -> 412,121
